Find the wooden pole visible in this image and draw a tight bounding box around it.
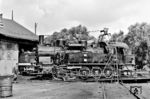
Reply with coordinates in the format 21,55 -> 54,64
35,22 -> 37,35
12,10 -> 14,21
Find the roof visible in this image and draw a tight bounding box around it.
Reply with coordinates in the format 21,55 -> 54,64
0,18 -> 39,42
108,42 -> 129,49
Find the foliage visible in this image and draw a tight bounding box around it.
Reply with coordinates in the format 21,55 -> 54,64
68,25 -> 89,41
44,25 -> 96,44
123,22 -> 150,50
134,41 -> 148,69
123,22 -> 150,68
109,30 -> 124,42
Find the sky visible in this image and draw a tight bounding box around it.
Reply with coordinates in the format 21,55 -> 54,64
0,0 -> 150,37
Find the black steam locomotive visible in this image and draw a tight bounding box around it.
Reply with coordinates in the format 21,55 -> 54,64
52,30 -> 135,81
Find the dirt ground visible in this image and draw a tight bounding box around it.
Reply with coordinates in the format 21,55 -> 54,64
3,76 -> 150,99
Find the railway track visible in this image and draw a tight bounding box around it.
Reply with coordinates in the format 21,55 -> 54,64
119,82 -> 146,99
99,82 -> 147,99
102,83 -> 107,99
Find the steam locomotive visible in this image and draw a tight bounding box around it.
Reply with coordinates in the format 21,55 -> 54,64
52,29 -> 136,81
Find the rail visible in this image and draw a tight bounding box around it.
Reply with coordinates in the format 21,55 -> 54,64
67,63 -> 124,66
119,82 -> 146,99
102,83 -> 107,99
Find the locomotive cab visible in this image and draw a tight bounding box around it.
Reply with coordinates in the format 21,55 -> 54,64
108,42 -> 129,62
98,41 -> 109,54
108,42 -> 135,77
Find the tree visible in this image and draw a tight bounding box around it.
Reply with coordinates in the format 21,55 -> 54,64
44,25 -> 91,45
123,22 -> 150,50
135,41 -> 148,69
44,32 -> 59,45
123,22 -> 150,68
68,25 -> 88,41
109,30 -> 124,42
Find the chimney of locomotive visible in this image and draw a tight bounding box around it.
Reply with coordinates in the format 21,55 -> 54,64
39,35 -> 44,45
0,14 -> 3,28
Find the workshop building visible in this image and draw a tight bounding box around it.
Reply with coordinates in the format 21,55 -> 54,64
0,14 -> 38,75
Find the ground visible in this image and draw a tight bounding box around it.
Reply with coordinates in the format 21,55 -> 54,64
3,76 -> 150,99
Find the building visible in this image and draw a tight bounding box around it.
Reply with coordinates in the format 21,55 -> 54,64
0,14 -> 39,75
